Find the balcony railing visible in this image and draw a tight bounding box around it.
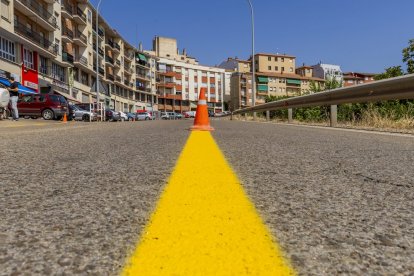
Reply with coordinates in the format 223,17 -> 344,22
62,1 -> 73,14
107,40 -> 114,48
114,43 -> 121,51
74,30 -> 87,44
93,44 -> 104,56
75,56 -> 88,67
62,51 -> 74,64
115,60 -> 121,66
75,7 -> 87,22
93,65 -> 105,75
105,56 -> 114,64
14,21 -> 58,55
17,0 -> 57,28
106,74 -> 114,81
115,76 -> 121,82
62,25 -> 74,39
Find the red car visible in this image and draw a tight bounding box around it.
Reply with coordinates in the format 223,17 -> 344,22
14,94 -> 69,120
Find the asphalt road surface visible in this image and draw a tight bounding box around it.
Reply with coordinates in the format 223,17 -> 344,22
1,120 -> 413,275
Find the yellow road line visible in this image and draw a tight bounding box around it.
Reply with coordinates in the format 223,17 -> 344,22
122,131 -> 295,275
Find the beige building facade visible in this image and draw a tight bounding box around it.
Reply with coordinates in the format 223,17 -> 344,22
0,0 -> 157,112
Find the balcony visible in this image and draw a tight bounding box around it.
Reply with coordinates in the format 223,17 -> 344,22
159,93 -> 182,100
74,55 -> 88,68
106,73 -> 114,81
124,53 -> 133,62
93,65 -> 105,76
62,51 -> 74,64
136,73 -> 150,82
14,21 -> 58,56
106,40 -> 114,49
114,59 -> 121,68
15,0 -> 58,31
157,82 -> 176,89
73,30 -> 87,46
124,66 -> 133,75
73,7 -> 87,24
113,42 -> 121,53
93,44 -> 104,57
105,56 -> 114,65
61,25 -> 74,42
115,76 -> 121,83
61,1 -> 73,18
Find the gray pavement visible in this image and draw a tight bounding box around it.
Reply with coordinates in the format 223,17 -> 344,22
1,119 -> 413,275
213,120 -> 414,276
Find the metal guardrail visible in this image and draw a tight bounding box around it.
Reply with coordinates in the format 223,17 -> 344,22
232,74 -> 414,126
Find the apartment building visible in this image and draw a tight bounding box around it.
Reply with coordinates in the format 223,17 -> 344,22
343,72 -> 376,87
312,62 -> 343,84
224,54 -> 325,110
0,0 -> 157,112
146,37 -> 225,113
219,57 -> 251,73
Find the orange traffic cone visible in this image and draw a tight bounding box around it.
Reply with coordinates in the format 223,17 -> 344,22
190,88 -> 214,131
63,113 -> 67,123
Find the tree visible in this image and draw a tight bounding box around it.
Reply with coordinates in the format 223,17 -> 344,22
374,66 -> 404,80
402,39 -> 414,74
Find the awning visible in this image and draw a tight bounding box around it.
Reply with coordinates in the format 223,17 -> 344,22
257,76 -> 268,83
137,53 -> 147,62
287,79 -> 301,85
0,78 -> 37,95
257,85 -> 268,91
54,91 -> 81,103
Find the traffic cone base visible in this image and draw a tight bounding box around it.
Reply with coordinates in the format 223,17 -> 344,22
62,113 -> 67,123
190,124 -> 214,131
190,88 -> 214,131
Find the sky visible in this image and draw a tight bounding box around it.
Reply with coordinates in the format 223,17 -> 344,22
90,0 -> 414,73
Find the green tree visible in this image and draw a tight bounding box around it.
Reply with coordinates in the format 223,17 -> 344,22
374,66 -> 404,80
402,39 -> 414,74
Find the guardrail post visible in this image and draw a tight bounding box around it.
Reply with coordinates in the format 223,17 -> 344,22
230,112 -> 233,120
330,105 -> 337,127
288,108 -> 293,123
266,110 -> 270,121
253,112 -> 257,121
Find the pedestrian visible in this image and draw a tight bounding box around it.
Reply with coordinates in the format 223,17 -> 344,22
8,77 -> 19,121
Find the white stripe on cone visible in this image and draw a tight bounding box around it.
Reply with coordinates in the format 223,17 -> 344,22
198,100 -> 207,105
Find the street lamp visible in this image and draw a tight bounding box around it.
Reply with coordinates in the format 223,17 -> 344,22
246,0 -> 256,119
96,0 -> 102,113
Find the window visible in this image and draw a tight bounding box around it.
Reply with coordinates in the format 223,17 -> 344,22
281,58 -> 284,62
1,0 -> 10,21
275,66 -> 278,71
289,67 -> 293,72
87,9 -> 92,23
52,62 -> 65,82
268,66 -> 271,70
39,56 -> 48,74
281,67 -> 285,72
23,48 -> 34,69
73,67 -> 79,81
268,56 -> 271,61
0,36 -> 15,62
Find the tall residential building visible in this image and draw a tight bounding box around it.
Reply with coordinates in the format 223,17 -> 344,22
311,62 -> 343,84
222,53 -> 325,110
343,72 -> 376,87
0,0 -> 157,112
146,37 -> 226,113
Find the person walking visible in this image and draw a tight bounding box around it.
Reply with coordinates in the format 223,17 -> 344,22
8,77 -> 19,121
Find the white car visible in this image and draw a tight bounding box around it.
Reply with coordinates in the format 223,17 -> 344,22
118,111 -> 128,121
71,104 -> 96,121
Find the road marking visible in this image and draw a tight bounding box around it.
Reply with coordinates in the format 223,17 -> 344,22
122,131 -> 295,275
5,123 -> 48,128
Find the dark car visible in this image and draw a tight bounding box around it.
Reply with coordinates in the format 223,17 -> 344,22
15,94 -> 68,120
105,109 -> 120,121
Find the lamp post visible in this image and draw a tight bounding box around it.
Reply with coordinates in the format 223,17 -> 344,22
96,0 -> 102,114
246,0 -> 256,120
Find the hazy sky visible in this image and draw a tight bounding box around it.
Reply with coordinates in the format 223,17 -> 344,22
90,0 -> 414,73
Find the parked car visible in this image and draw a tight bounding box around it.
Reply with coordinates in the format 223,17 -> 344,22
136,112 -> 152,120
14,94 -> 68,120
70,104 -> 95,121
118,111 -> 128,121
106,109 -> 120,121
161,112 -> 174,120
184,111 -> 196,118
174,112 -> 183,119
208,110 -> 214,117
126,112 -> 136,121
